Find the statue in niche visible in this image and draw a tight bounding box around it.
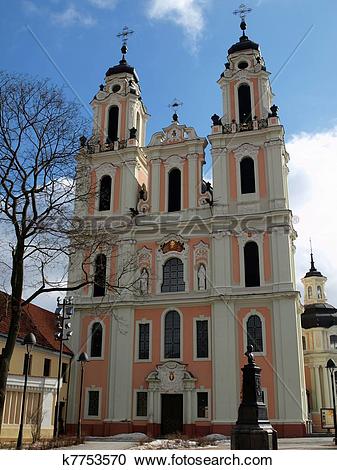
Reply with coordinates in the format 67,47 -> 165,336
197,264 -> 207,291
140,268 -> 149,295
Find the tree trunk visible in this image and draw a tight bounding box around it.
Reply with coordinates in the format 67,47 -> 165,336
0,241 -> 24,431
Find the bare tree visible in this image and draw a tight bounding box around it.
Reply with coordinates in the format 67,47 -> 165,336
0,71 -> 138,429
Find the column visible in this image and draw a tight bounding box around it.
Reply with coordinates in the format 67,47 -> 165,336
322,367 -> 330,408
188,154 -> 198,209
148,390 -> 154,423
314,366 -> 322,411
151,159 -> 161,212
186,390 -> 192,424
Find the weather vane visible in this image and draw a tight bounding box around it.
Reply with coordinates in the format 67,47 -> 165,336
168,99 -> 183,122
117,26 -> 134,47
233,3 -> 252,21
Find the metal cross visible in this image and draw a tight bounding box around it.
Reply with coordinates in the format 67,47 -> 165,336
117,26 -> 134,47
233,3 -> 252,21
168,98 -> 183,111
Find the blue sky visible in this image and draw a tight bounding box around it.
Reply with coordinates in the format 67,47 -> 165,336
1,0 -> 337,308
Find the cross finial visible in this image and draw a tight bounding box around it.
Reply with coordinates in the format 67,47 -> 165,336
168,98 -> 183,122
233,3 -> 252,36
233,3 -> 252,21
117,26 -> 134,62
309,237 -> 313,255
117,26 -> 134,47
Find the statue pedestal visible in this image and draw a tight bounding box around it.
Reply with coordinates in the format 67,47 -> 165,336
231,349 -> 278,450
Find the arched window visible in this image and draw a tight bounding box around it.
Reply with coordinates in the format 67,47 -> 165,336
99,175 -> 112,211
161,258 -> 185,292
238,83 -> 252,124
308,286 -> 313,299
244,241 -> 260,287
168,168 -> 181,212
317,286 -> 322,299
330,335 -> 337,349
93,254 -> 107,297
246,314 -> 263,352
164,310 -> 180,358
108,106 -> 119,143
90,322 -> 103,357
240,157 -> 256,194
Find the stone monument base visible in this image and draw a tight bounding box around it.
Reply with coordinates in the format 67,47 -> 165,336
231,422 -> 278,450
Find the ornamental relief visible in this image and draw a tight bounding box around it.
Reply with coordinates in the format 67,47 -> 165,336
146,361 -> 196,392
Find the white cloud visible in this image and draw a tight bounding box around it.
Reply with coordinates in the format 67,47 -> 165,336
287,126 -> 337,307
21,0 -> 40,15
147,0 -> 208,51
51,4 -> 96,27
87,0 -> 118,9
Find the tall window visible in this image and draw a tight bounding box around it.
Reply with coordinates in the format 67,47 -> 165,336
164,310 -> 181,358
136,391 -> 148,417
61,362 -> 68,383
93,254 -> 107,297
330,335 -> 337,349
308,286 -> 312,299
43,358 -> 51,377
238,83 -> 252,124
246,314 -> 263,352
244,241 -> 260,287
99,175 -> 112,211
138,323 -> 150,360
108,106 -> 119,142
240,157 -> 256,194
87,390 -> 100,417
196,320 -> 209,358
161,258 -> 185,292
197,392 -> 208,418
90,322 -> 103,357
168,168 -> 181,212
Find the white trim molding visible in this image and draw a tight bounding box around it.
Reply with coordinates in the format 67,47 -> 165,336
87,318 -> 105,361
134,319 -> 153,363
243,309 -> 267,357
160,308 -> 184,362
84,386 -> 102,420
193,315 -> 211,361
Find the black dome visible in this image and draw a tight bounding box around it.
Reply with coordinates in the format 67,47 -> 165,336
228,34 -> 259,55
304,252 -> 324,278
105,59 -> 139,83
301,303 -> 337,329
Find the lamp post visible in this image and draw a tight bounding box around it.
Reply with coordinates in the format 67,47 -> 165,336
326,359 -> 337,445
16,332 -> 36,450
54,296 -> 73,438
77,352 -> 88,440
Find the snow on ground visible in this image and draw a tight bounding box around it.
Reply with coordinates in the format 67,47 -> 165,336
136,435 -> 229,450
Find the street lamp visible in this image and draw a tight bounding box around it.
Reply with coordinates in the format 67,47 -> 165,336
77,352 -> 89,440
16,332 -> 36,450
326,358 -> 337,445
54,296 -> 74,438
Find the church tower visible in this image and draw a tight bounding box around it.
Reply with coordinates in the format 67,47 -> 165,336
208,9 -> 307,435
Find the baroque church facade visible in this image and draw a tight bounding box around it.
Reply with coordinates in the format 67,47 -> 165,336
66,18 -> 310,437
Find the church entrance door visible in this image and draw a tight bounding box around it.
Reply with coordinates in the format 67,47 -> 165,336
161,394 -> 183,436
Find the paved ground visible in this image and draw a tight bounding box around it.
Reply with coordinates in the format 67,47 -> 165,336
63,437 -> 337,450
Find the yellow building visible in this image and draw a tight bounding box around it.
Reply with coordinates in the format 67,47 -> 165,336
0,293 -> 73,442
301,254 -> 337,433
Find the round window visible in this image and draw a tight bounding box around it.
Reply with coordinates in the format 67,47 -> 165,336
112,84 -> 121,93
238,61 -> 249,70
